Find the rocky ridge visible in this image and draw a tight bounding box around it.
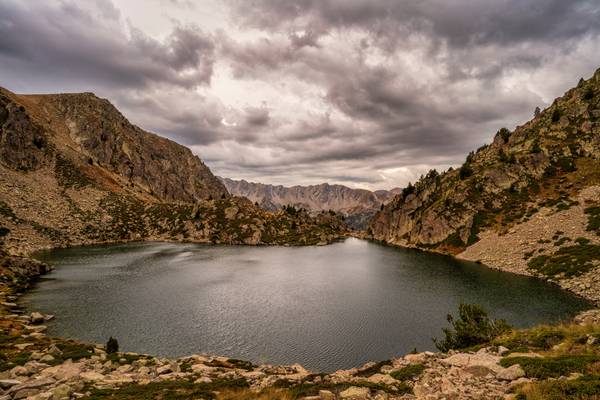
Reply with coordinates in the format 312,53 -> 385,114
369,68 -> 600,304
0,87 -> 346,256
221,178 -> 399,230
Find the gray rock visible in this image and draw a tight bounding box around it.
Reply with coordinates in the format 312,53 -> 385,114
0,379 -> 22,389
497,365 -> 526,381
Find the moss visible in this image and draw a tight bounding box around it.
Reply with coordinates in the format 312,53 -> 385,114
390,364 -> 425,381
500,355 -> 600,379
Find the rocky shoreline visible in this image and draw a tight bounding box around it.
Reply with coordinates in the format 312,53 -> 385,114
1,249 -> 600,400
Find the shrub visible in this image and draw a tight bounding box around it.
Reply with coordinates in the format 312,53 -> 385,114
497,128 -> 511,143
402,182 -> 415,197
433,304 -> 511,352
459,164 -> 473,180
551,109 -> 561,123
583,87 -> 595,101
106,337 -> 119,354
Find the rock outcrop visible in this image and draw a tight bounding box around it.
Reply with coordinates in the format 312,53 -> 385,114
0,87 -> 346,255
369,68 -> 600,303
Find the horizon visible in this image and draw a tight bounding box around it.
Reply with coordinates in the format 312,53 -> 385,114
1,0 -> 599,190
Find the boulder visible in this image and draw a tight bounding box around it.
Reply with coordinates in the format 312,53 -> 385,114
319,390 -> 336,400
497,365 -> 525,381
340,386 -> 371,400
80,371 -> 106,382
0,379 -> 22,389
51,384 -> 72,400
30,312 -> 45,324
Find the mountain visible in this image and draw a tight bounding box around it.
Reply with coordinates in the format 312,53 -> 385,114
220,178 -> 399,230
369,68 -> 600,303
0,87 -> 345,255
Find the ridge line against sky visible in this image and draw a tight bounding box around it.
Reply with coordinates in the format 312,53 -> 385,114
1,0 -> 599,190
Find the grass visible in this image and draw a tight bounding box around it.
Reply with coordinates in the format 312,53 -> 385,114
527,243 -> 600,278
390,364 -> 425,381
82,378 -> 249,400
585,206 -> 600,235
281,380 -> 411,399
500,355 -> 600,379
515,376 -> 600,400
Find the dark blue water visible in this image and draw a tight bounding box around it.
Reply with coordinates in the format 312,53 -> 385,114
25,238 -> 590,371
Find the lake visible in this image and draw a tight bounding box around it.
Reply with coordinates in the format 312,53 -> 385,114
25,238 -> 590,372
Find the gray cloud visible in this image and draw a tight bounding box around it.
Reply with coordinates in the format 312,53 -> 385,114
1,0 -> 599,189
0,1 -> 215,92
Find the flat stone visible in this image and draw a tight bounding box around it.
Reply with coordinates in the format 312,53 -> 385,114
14,343 -> 34,350
0,379 -> 22,388
497,365 -> 526,381
503,352 -> 542,359
80,371 -> 106,382
340,386 -> 370,400
367,373 -> 398,385
319,390 -> 336,400
156,365 -> 172,375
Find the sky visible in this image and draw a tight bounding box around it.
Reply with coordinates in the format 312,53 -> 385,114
1,1 -> 599,190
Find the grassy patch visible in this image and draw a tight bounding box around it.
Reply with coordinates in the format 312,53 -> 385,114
585,206 -> 600,235
515,376 -> 600,400
500,355 -> 600,379
527,244 -> 600,277
390,364 -> 425,381
82,378 -> 249,400
283,380 -> 411,399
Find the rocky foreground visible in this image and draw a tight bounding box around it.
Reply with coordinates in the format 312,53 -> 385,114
2,254 -> 600,400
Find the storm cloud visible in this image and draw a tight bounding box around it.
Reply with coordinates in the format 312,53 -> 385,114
1,0 -> 599,189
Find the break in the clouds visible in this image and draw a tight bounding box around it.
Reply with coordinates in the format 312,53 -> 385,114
1,0 -> 599,190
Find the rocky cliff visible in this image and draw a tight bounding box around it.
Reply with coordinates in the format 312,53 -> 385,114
369,68 -> 600,302
0,87 -> 345,255
221,178 -> 398,230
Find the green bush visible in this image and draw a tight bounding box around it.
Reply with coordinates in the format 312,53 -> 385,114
459,164 -> 473,180
433,304 -> 511,352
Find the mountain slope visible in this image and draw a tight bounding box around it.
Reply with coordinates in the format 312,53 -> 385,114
369,68 -> 600,302
0,87 -> 345,255
221,178 -> 399,230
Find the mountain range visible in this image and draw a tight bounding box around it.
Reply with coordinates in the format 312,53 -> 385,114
220,178 -> 400,230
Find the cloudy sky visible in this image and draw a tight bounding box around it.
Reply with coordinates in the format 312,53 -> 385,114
1,1 -> 599,190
